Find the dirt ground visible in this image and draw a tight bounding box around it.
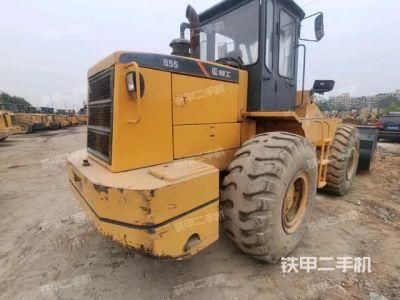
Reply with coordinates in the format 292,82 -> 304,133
0,127 -> 399,300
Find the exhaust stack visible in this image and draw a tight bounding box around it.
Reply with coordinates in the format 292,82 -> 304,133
186,5 -> 201,59
170,5 -> 201,58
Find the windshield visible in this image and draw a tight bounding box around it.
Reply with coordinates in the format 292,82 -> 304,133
199,0 -> 260,65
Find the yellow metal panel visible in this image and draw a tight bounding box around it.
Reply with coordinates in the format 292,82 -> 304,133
67,150 -> 219,259
301,118 -> 341,146
240,120 -> 256,145
173,123 -> 241,159
70,182 -> 219,259
296,102 -> 326,119
67,151 -> 219,226
172,74 -> 239,125
111,64 -> 173,172
0,112 -> 6,128
149,160 -> 216,182
191,149 -> 237,172
0,112 -> 9,140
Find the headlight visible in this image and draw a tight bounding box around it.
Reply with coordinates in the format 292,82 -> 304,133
126,72 -> 136,92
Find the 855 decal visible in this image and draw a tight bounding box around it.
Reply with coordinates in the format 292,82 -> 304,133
163,58 -> 179,69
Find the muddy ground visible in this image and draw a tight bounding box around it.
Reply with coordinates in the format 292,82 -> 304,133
0,126 -> 399,300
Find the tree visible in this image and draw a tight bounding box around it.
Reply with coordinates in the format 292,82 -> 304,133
0,92 -> 31,106
380,95 -> 399,109
317,101 -> 330,111
385,102 -> 400,114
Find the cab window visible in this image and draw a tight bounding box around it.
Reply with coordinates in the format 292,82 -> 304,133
279,10 -> 296,78
265,0 -> 274,71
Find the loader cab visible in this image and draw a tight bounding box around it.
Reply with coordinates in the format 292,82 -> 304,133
198,0 -> 305,111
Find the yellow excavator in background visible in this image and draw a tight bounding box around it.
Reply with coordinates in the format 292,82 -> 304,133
67,0 -> 376,263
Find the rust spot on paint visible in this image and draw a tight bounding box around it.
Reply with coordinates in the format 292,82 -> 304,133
138,190 -> 155,202
73,172 -> 82,190
93,183 -> 109,194
140,206 -> 152,214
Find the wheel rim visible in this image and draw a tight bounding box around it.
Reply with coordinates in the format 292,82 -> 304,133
346,148 -> 357,180
282,171 -> 310,234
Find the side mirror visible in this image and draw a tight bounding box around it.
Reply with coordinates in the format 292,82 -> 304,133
301,12 -> 325,42
315,14 -> 324,41
312,80 -> 335,94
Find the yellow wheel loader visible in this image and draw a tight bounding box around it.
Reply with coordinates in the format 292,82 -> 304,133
3,111 -> 20,135
68,115 -> 80,126
15,113 -> 34,134
47,114 -> 62,130
67,0 -> 376,263
54,114 -> 71,128
77,114 -> 88,125
15,113 -> 47,134
0,111 -> 11,141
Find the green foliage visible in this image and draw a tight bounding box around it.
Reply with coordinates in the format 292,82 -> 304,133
0,92 -> 31,106
380,95 -> 400,113
316,101 -> 330,111
380,95 -> 400,109
384,102 -> 400,114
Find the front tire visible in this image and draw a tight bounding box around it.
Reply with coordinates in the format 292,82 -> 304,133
221,132 -> 318,263
324,125 -> 360,196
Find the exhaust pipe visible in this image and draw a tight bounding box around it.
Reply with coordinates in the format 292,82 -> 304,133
180,23 -> 190,39
186,5 -> 200,59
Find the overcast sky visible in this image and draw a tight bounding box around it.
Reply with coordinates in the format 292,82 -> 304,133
1,0 -> 399,109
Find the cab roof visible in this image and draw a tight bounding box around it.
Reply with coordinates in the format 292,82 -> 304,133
199,0 -> 305,23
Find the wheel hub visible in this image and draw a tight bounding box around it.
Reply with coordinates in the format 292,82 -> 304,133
346,147 -> 358,180
282,171 -> 310,234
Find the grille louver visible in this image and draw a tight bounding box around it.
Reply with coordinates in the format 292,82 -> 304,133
87,68 -> 114,163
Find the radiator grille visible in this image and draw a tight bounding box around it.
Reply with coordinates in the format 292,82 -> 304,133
87,130 -> 111,162
88,104 -> 112,128
87,68 -> 114,163
88,70 -> 113,103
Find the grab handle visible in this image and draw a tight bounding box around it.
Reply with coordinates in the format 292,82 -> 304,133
124,62 -> 142,124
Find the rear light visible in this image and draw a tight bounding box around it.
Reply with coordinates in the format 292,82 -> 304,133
375,122 -> 384,129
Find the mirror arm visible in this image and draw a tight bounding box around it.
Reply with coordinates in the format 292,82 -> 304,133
302,11 -> 323,20
299,38 -> 319,42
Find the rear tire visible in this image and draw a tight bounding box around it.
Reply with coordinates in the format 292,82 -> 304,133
323,125 -> 360,196
221,132 -> 318,263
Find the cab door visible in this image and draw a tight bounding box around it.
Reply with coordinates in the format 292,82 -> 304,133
261,0 -> 276,110
274,5 -> 298,110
